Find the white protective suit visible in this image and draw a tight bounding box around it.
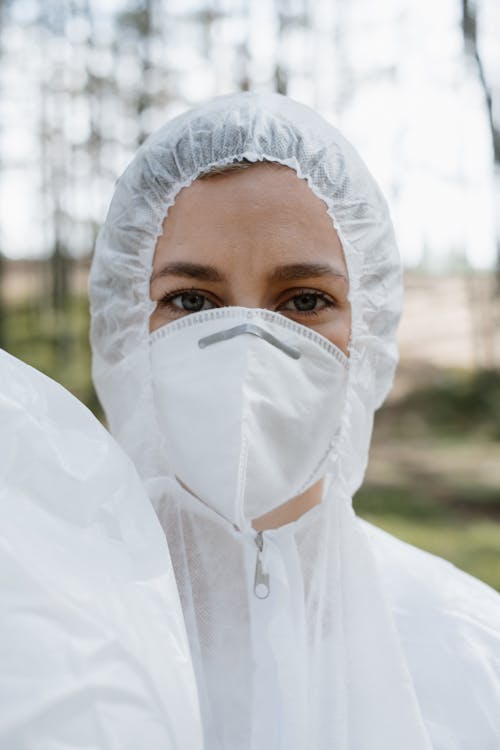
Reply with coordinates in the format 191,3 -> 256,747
0,349 -> 202,750
89,92 -> 500,750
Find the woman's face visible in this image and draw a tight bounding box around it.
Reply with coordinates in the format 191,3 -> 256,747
150,163 -> 350,354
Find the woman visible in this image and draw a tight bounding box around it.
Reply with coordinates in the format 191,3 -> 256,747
89,92 -> 500,749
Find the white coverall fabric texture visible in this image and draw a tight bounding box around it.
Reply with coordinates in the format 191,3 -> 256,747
89,91 -> 500,749
0,349 -> 203,750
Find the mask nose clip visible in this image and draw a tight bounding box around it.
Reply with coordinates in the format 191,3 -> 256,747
198,323 -> 301,360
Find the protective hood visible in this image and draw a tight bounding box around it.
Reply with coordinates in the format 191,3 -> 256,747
89,92 -> 500,750
0,349 -> 202,750
90,91 -> 400,495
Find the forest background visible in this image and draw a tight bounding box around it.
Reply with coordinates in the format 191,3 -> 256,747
1,0 -> 500,589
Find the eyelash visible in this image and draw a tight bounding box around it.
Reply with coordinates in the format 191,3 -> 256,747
158,287 -> 337,317
158,287 -> 219,316
281,288 -> 337,317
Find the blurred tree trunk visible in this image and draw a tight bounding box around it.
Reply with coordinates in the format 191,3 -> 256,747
0,0 -> 6,349
117,0 -> 172,148
273,0 -> 310,95
235,32 -> 251,92
137,0 -> 154,146
461,0 -> 500,287
81,0 -> 106,255
274,0 -> 289,94
36,0 -> 75,379
38,0 -> 71,314
118,1 -> 151,147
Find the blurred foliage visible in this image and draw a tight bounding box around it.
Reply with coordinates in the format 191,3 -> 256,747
4,296 -> 102,419
383,369 -> 500,441
3,296 -> 500,591
355,367 -> 500,591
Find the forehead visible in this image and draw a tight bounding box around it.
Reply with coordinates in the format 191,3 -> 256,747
169,162 -> 324,216
153,163 -> 347,274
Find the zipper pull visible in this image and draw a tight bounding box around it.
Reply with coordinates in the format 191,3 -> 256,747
253,530 -> 270,599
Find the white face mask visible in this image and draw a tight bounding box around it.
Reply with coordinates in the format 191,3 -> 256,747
149,307 -> 348,531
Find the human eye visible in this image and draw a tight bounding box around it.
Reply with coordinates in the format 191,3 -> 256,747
279,289 -> 337,317
159,288 -> 219,316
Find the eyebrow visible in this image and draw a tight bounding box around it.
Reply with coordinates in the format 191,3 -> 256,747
150,260 -> 347,284
150,262 -> 224,283
268,262 -> 347,282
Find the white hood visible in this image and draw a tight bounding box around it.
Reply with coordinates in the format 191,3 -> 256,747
89,92 -> 500,749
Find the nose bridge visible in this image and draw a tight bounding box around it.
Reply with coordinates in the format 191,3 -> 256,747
198,324 -> 301,360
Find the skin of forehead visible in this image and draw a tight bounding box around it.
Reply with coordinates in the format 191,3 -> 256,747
155,162 -> 347,277
150,162 -> 351,352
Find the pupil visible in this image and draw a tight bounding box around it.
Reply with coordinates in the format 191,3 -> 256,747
295,293 -> 316,311
182,293 -> 204,311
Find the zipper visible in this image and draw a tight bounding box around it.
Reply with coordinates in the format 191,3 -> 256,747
253,530 -> 270,599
